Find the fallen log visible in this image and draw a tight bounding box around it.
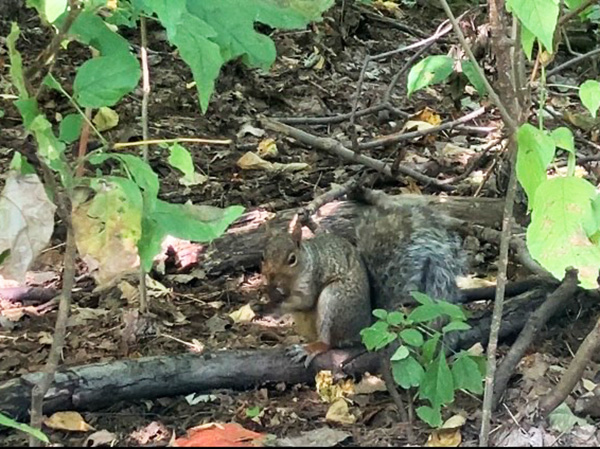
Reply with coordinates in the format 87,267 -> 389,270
197,194 -> 507,277
3,284 -> 579,421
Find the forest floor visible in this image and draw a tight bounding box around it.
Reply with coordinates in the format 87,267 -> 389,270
1,2 -> 600,447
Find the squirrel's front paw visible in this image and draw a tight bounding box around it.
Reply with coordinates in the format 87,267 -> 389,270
286,344 -> 315,368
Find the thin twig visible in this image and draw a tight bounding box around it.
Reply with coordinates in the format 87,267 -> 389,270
558,0 -> 596,25
492,268 -> 579,409
546,47 -> 600,78
479,138 -> 519,446
539,309 -> 600,415
262,119 -> 456,191
138,15 -> 151,314
441,137 -> 503,185
359,107 -> 487,151
113,137 -> 232,149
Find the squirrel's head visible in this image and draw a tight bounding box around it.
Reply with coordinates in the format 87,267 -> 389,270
261,217 -> 303,306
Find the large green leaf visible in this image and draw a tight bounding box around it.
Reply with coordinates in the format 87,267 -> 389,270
506,0 -> 559,53
407,55 -> 454,97
451,353 -> 484,394
138,0 -> 334,112
392,355 -> 425,389
138,200 -> 244,270
29,115 -> 71,187
6,23 -> 28,99
516,123 -> 555,209
419,351 -> 454,408
68,11 -> 141,108
526,176 -> 600,289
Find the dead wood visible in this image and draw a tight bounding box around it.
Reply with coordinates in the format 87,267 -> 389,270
199,195 -> 506,277
3,285 -> 582,422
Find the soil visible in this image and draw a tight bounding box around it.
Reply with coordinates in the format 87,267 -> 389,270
1,1 -> 600,447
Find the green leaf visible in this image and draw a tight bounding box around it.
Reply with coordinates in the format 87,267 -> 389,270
67,11 -> 141,108
442,321 -> 471,333
551,127 -> 576,176
0,412 -> 49,443
138,200 -> 244,271
14,99 -> 40,130
74,54 -> 141,108
141,0 -> 334,113
9,152 -> 36,175
89,153 -> 159,206
399,328 -> 424,347
372,309 -> 388,320
579,80 -> 600,118
551,127 -> 575,153
167,142 -> 205,186
520,24 -> 535,61
526,176 -> 600,289
411,291 -> 434,305
7,23 -> 28,99
435,301 -> 467,321
387,311 -> 405,326
29,115 -> 71,187
59,113 -> 84,143
506,0 -> 559,53
422,334 -> 440,365
245,406 -> 261,418
416,405 -> 442,428
408,304 -> 443,323
392,356 -> 425,389
516,123 -> 556,209
360,320 -> 397,351
419,351 -> 454,408
390,345 -> 410,361
407,55 -> 454,97
461,60 -> 486,96
548,402 -> 587,433
451,353 -> 484,394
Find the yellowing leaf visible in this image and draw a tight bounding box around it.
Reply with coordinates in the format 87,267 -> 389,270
228,304 -> 256,323
316,370 -> 354,403
72,178 -> 142,288
43,411 -> 94,432
414,107 -> 442,126
257,138 -> 278,159
92,107 -> 119,132
325,398 -> 356,425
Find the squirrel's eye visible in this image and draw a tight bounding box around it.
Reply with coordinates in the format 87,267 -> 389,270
288,253 -> 297,266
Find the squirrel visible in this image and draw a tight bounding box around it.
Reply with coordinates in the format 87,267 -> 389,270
260,188 -> 467,366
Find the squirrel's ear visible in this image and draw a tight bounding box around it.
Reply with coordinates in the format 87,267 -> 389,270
290,214 -> 303,247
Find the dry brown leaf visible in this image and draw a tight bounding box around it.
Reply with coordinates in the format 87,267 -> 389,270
426,427 -> 462,447
325,398 -> 356,425
43,411 -> 94,432
353,373 -> 387,395
414,107 -> 442,126
84,429 -> 118,447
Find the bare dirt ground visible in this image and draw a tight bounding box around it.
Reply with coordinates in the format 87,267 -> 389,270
1,2 -> 600,447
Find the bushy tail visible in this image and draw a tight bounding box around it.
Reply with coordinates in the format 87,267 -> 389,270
355,205 -> 466,310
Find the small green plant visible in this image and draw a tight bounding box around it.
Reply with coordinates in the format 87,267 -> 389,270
360,292 -> 485,428
0,412 -> 50,444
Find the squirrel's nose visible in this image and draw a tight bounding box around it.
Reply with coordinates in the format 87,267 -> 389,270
267,284 -> 287,302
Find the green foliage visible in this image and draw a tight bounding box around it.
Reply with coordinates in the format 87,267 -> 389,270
548,403 -> 588,433
460,60 -> 486,96
0,412 -> 49,443
59,113 -> 84,144
506,0 -> 559,53
135,0 -> 334,112
515,123 -> 555,209
407,55 -> 454,97
360,293 -> 482,429
579,80 -> 600,119
526,176 -> 600,289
